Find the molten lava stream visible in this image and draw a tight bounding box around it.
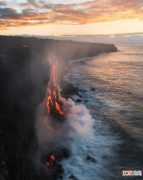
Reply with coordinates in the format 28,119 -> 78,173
55,102 -> 64,115
44,58 -> 64,132
44,117 -> 54,133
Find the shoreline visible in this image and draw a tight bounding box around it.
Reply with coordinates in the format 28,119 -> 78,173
62,50 -> 143,180
0,36 -> 117,180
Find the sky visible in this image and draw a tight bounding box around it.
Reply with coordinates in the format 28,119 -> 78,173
0,0 -> 143,44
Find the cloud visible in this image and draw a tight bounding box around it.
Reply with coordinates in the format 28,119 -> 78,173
22,8 -> 36,14
0,0 -> 6,6
27,0 -> 35,3
1,0 -> 143,29
21,2 -> 41,7
21,3 -> 34,7
0,8 -> 18,19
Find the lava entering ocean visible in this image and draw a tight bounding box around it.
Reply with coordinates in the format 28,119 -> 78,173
44,54 -> 65,133
22,45 -> 65,178
22,45 -> 64,132
43,54 -> 65,176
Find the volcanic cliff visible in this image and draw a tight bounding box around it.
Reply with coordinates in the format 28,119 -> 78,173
0,36 -> 117,180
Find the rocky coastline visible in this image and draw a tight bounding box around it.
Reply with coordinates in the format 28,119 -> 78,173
0,36 -> 117,180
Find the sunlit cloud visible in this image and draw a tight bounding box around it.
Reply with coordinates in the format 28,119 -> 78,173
0,0 -> 143,29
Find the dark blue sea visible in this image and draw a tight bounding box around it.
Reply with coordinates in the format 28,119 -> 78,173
61,46 -> 143,180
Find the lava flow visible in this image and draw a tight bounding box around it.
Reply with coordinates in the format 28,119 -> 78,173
44,58 -> 65,132
46,61 -> 64,116
46,155 -> 62,176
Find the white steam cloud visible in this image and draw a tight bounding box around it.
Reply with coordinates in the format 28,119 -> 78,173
35,95 -> 94,159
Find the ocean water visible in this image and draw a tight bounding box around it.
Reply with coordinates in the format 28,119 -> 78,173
61,46 -> 143,180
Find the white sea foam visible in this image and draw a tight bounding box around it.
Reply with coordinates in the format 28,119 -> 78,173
60,57 -> 120,180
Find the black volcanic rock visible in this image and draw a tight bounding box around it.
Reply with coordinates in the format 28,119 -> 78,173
86,156 -> 97,162
85,100 -> 89,102
79,89 -> 87,92
59,175 -> 63,180
91,87 -> 95,91
60,81 -> 79,98
76,99 -> 82,102
69,175 -> 78,180
50,148 -> 71,162
0,47 -> 50,180
76,92 -> 83,98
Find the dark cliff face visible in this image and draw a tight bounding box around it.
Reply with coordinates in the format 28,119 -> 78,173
0,46 -> 50,180
0,36 -> 117,83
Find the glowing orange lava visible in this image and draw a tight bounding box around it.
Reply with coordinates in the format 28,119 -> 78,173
50,155 -> 55,160
44,117 -> 54,133
45,62 -> 64,116
44,56 -> 64,132
55,102 -> 64,115
46,155 -> 57,173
